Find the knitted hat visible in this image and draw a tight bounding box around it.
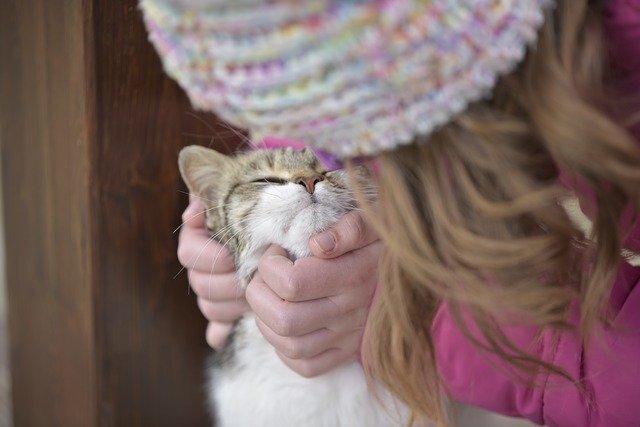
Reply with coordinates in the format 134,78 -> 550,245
140,0 -> 553,158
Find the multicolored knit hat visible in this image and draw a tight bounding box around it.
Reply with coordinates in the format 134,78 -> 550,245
140,0 -> 553,158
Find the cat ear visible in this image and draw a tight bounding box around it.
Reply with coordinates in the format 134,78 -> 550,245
178,145 -> 230,205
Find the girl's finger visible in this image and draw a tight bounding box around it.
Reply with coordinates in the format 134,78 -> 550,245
189,270 -> 241,301
309,211 -> 378,259
276,348 -> 357,378
197,297 -> 249,323
258,241 -> 381,302
206,321 -> 234,351
246,274 -> 343,337
178,226 -> 236,273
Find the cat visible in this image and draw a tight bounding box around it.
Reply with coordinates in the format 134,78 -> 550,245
178,145 -> 407,427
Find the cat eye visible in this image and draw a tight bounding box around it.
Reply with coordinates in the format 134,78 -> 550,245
250,177 -> 288,185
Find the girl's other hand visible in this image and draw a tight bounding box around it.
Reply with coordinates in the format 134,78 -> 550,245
177,197 -> 248,350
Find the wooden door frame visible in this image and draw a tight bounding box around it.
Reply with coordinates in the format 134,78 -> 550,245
1,1 -> 238,425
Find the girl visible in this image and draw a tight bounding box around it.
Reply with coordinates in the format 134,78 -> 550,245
146,0 -> 640,425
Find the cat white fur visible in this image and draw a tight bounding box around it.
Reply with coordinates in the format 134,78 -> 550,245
211,315 -> 404,427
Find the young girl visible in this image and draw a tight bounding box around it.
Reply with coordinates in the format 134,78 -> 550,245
144,0 -> 640,425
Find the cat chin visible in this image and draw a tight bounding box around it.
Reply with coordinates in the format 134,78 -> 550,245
252,206 -> 342,260
290,205 -> 343,235
249,185 -> 349,255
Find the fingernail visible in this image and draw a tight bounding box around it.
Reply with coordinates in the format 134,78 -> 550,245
313,232 -> 336,254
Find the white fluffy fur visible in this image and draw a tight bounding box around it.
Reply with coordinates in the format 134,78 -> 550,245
210,315 -> 405,427
208,177 -> 407,426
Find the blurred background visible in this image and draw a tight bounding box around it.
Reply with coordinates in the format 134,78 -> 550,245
1,166 -> 10,427
0,1 -> 537,427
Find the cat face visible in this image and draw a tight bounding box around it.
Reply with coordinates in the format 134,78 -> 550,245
179,145 -> 369,285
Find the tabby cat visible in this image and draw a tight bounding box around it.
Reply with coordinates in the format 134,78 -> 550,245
178,145 -> 405,427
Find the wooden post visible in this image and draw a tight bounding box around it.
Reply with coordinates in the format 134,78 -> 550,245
0,1 -> 240,425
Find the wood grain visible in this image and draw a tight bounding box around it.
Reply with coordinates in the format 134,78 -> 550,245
1,0 -> 242,425
0,1 -> 97,426
89,1 -> 236,425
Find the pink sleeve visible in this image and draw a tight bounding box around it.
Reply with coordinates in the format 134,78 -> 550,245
604,0 -> 640,75
433,262 -> 640,426
604,0 -> 640,141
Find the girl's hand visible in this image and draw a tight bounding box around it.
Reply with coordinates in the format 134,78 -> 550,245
246,211 -> 381,377
177,198 -> 249,350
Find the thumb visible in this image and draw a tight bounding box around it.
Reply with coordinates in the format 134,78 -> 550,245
181,197 -> 205,227
309,211 -> 378,259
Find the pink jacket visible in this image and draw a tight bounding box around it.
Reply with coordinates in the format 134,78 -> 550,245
433,1 -> 640,425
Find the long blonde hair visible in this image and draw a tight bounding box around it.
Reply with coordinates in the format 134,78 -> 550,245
360,1 -> 640,425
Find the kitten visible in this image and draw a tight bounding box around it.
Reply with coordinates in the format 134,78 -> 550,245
178,145 -> 406,427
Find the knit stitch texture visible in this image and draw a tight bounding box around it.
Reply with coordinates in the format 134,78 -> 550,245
141,0 -> 553,158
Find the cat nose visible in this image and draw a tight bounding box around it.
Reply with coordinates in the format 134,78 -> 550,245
296,175 -> 324,194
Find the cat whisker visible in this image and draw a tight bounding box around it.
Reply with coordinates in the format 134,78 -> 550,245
174,232 -> 218,282
219,121 -> 257,152
183,219 -> 245,287
261,191 -> 284,200
178,213 -> 262,284
206,227 -> 250,299
177,189 -> 219,206
203,215 -> 277,298
173,222 -> 239,282
172,201 -> 235,234
182,132 -> 220,140
207,223 -> 241,242
185,111 -> 234,154
173,209 -> 209,234
205,214 -> 275,299
185,234 -> 220,291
